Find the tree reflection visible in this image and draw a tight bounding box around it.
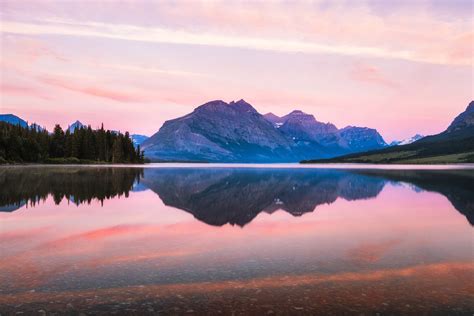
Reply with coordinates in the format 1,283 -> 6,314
0,167 -> 143,211
1,166 -> 472,226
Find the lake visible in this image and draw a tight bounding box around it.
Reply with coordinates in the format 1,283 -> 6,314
1,164 -> 473,315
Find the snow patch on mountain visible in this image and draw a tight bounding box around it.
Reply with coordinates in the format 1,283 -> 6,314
390,134 -> 424,146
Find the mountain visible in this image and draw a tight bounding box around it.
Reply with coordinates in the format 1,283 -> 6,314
303,101 -> 474,164
142,100 -> 296,162
263,112 -> 284,127
0,114 -> 28,128
0,114 -> 46,131
143,100 -> 387,162
337,126 -> 387,152
447,101 -> 474,132
131,134 -> 149,147
264,110 -> 386,158
390,134 -> 424,146
67,120 -> 85,133
272,110 -> 342,159
278,110 -> 338,141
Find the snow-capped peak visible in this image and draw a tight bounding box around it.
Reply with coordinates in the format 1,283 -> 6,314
68,120 -> 85,133
390,134 -> 424,146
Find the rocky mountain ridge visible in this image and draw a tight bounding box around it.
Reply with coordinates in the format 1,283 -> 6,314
142,99 -> 387,162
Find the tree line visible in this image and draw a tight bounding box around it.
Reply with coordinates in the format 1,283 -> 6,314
0,121 -> 145,164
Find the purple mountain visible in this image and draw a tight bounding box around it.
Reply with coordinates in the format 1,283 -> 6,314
142,100 -> 296,162
447,101 -> 474,132
143,100 -> 387,162
264,111 -> 387,156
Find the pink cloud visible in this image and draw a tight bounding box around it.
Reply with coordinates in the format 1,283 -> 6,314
448,32 -> 474,62
349,63 -> 398,88
1,36 -> 68,66
0,83 -> 52,100
36,75 -> 146,103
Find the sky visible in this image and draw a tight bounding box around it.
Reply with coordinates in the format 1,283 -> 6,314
0,0 -> 472,142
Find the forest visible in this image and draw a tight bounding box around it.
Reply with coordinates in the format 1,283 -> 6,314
0,122 -> 145,164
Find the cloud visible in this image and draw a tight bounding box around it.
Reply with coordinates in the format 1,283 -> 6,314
1,17 -> 471,66
0,35 -> 68,64
349,63 -> 398,88
36,74 -> 146,103
98,63 -> 209,78
0,83 -> 52,100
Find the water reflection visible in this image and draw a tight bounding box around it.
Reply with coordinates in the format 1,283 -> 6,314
143,168 -> 386,226
0,165 -> 473,314
0,167 -> 143,211
352,169 -> 474,225
1,166 -> 472,226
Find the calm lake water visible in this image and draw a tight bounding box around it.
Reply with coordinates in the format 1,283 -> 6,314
1,164 -> 473,315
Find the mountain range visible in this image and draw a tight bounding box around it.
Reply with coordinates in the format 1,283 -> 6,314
2,100 -> 472,164
142,99 -> 387,162
303,101 -> 474,164
0,114 -> 30,129
390,134 -> 424,146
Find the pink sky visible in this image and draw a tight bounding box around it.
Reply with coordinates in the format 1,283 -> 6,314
0,0 -> 472,142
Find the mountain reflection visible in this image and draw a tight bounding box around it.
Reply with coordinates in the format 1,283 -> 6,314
0,167 -> 143,211
142,168 -> 385,226
351,169 -> 474,225
0,166 -> 472,226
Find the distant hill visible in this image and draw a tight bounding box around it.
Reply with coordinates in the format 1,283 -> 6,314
142,100 -> 386,162
0,114 -> 47,132
67,120 -> 86,133
302,101 -> 474,164
131,134 -> 149,147
0,114 -> 28,128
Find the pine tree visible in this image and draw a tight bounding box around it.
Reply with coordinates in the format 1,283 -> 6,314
0,121 -> 144,164
112,137 -> 123,163
50,125 -> 65,158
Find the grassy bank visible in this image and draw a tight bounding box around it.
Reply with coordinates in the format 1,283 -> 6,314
302,151 -> 474,164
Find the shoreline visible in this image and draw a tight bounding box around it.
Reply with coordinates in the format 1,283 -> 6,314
1,162 -> 474,170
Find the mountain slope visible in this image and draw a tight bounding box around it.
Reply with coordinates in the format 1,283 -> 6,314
144,100 -> 388,162
264,110 -> 386,159
67,120 -> 85,133
302,101 -> 474,164
142,100 -> 296,162
278,110 -> 338,141
263,112 -> 284,127
338,126 -> 387,152
131,134 -> 149,147
0,114 -> 28,128
390,134 -> 424,146
447,101 -> 474,132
